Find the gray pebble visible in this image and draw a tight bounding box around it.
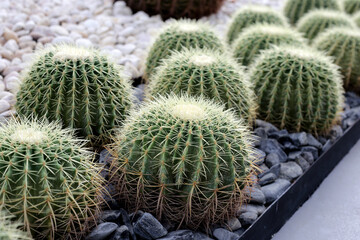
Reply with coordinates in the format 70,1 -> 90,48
261,179 -> 291,203
158,230 -> 194,240
306,133 -> 322,149
279,162 -> 303,181
265,152 -> 281,168
289,132 -> 308,146
100,210 -> 121,222
133,213 -> 167,240
110,226 -> 130,240
255,119 -> 279,133
329,125 -> 344,142
302,146 -> 319,159
259,172 -> 277,186
322,140 -> 332,153
86,222 -> 118,240
295,156 -> 310,171
213,228 -> 239,240
226,217 -> 242,231
268,129 -> 289,140
237,204 -> 265,216
193,232 -> 214,240
260,139 -> 287,162
247,187 -> 266,205
253,149 -> 266,165
238,211 -> 258,227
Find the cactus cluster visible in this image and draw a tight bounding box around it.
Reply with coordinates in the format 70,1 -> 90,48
343,0 -> 360,14
249,46 -> 344,135
297,10 -> 355,41
0,211 -> 31,240
121,0 -> 225,20
111,95 -> 257,229
232,24 -> 306,66
15,45 -> 133,145
284,0 -> 341,25
147,48 -> 256,124
144,20 -> 224,81
227,6 -> 287,45
314,28 -> 360,92
0,118 -> 104,239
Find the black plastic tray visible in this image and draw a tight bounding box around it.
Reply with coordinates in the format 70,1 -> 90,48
239,119 -> 360,240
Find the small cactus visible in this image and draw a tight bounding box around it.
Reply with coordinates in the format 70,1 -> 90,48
15,45 -> 133,145
144,20 -> 224,81
314,28 -> 360,92
249,46 -> 344,135
0,118 -> 105,239
227,6 -> 288,45
297,10 -> 355,41
120,0 -> 225,20
284,0 -> 341,25
343,0 -> 360,14
147,48 -> 256,124
0,211 -> 31,240
232,24 -> 306,66
110,95 -> 257,230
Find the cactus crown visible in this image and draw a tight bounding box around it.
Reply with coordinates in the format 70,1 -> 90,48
232,24 -> 306,66
144,20 -> 224,81
227,6 -> 288,45
147,48 -> 257,124
297,10 -> 355,41
0,118 -> 105,239
15,45 -> 133,145
0,211 -> 31,240
343,0 -> 360,14
111,95 -> 257,230
249,46 -> 344,135
314,28 -> 360,92
284,0 -> 341,25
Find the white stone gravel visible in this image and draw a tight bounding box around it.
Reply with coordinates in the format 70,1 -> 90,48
0,0 -> 284,119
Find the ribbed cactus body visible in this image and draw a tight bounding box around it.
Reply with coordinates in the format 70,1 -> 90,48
15,45 -> 133,144
314,28 -> 360,92
147,49 -> 256,124
122,0 -> 225,20
0,211 -> 31,240
344,0 -> 360,14
284,0 -> 341,25
297,10 -> 355,41
227,6 -> 287,45
144,21 -> 224,81
111,95 -> 256,229
0,119 -> 104,239
249,46 -> 344,135
232,24 -> 306,66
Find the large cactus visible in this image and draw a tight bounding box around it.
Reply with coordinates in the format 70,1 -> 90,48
249,46 -> 344,135
0,118 -> 104,239
0,211 -> 31,240
120,0 -> 225,20
343,0 -> 360,14
227,6 -> 288,45
144,20 -> 224,81
297,10 -> 355,41
110,95 -> 257,229
284,0 -> 341,25
232,24 -> 306,66
16,45 -> 133,145
147,48 -> 256,124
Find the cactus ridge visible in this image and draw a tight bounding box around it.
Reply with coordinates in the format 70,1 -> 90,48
249,46 -> 344,135
314,28 -> 360,92
297,9 -> 355,41
15,45 -> 133,145
284,0 -> 341,25
147,48 -> 257,124
144,20 -> 224,81
0,211 -> 32,240
232,24 -> 306,66
110,95 -> 257,230
0,118 -> 105,239
227,6 -> 288,45
344,0 -> 360,14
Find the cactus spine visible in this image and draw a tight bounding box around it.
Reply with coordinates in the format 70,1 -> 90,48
0,211 -> 31,240
227,6 -> 288,45
249,46 -> 344,135
110,95 -> 257,230
15,45 -> 133,145
144,20 -> 224,81
0,118 -> 104,239
147,48 -> 256,124
284,0 -> 341,25
343,0 -> 360,14
232,24 -> 306,66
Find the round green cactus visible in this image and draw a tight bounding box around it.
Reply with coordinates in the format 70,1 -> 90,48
314,28 -> 360,92
147,48 -> 256,124
0,118 -> 104,239
344,0 -> 360,14
0,211 -> 31,240
110,95 -> 257,229
297,10 -> 355,41
249,46 -> 344,135
353,11 -> 360,26
121,0 -> 225,20
232,24 -> 306,66
144,20 -> 225,81
15,45 -> 133,145
284,0 -> 341,25
226,6 -> 288,45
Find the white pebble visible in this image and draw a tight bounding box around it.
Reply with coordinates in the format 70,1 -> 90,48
117,44 -> 136,55
0,81 -> 4,92
52,36 -> 74,44
50,25 -> 69,36
76,38 -> 93,48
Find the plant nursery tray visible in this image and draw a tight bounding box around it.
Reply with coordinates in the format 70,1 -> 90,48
239,118 -> 360,240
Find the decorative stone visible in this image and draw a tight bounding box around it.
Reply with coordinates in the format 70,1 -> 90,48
289,132 -> 308,146
213,228 -> 239,240
302,146 -> 319,159
261,179 -> 291,203
237,204 -> 265,216
259,172 -> 277,186
110,226 -> 130,240
306,133 -> 323,149
247,187 -> 266,205
295,156 -> 310,171
265,152 -> 281,168
158,230 -> 194,240
239,211 -> 258,227
279,162 -> 303,181
255,119 -> 279,133
86,222 -> 118,240
100,210 -> 121,222
268,129 -> 289,140
226,217 -> 242,231
133,213 -> 167,240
